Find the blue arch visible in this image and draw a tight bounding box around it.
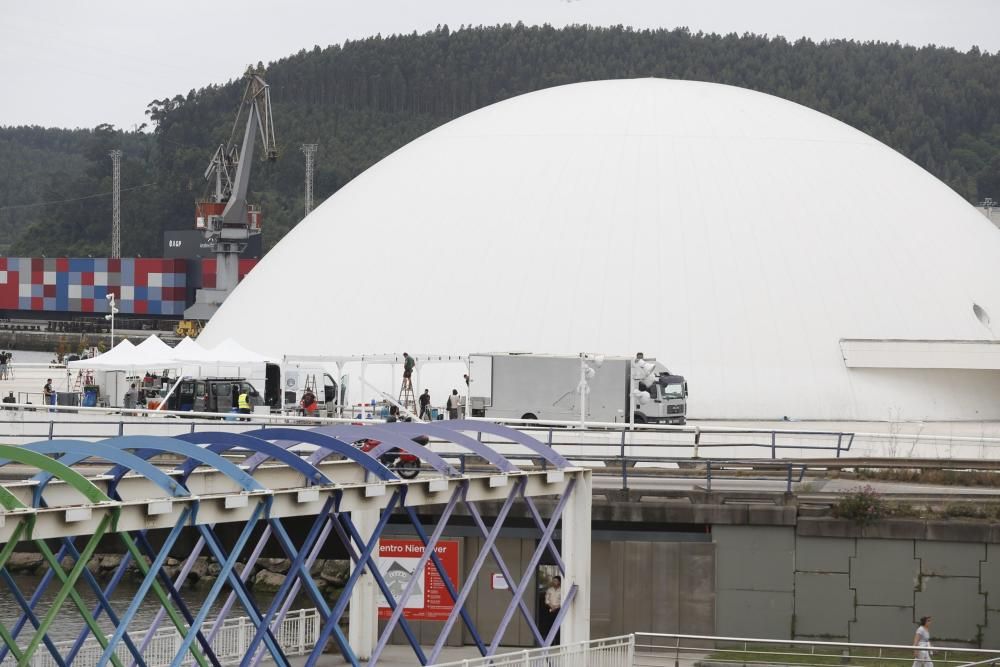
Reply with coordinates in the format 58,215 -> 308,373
443,420 -> 572,469
246,428 -> 398,482
175,432 -> 332,485
23,440 -> 190,500
97,435 -> 263,491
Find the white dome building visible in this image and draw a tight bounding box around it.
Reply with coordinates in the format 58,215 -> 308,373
202,78 -> 1000,421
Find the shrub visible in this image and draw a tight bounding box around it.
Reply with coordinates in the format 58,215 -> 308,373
833,486 -> 886,526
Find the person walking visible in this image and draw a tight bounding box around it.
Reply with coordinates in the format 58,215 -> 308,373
447,389 -> 461,419
43,378 -> 54,408
913,616 -> 933,667
418,389 -> 431,421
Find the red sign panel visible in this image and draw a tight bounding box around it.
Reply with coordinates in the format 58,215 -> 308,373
377,538 -> 460,621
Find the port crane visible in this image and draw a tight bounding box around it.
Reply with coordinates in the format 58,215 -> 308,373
185,66 -> 277,319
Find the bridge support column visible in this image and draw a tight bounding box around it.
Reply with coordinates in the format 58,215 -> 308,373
349,505 -> 379,660
561,469 -> 591,645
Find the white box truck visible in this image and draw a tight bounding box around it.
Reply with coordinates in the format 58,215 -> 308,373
467,353 -> 687,424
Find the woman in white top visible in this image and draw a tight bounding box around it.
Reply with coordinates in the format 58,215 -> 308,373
913,616 -> 933,667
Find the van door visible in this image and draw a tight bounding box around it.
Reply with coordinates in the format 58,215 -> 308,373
264,363 -> 281,409
323,373 -> 337,406
176,381 -> 195,411
193,382 -> 207,412
213,383 -> 234,413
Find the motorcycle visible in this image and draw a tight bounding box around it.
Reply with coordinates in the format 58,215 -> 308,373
355,435 -> 428,479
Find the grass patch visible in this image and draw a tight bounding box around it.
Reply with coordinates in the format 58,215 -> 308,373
856,468 -> 1000,487
702,645 -> 992,667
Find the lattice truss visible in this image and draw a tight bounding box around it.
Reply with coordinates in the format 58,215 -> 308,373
0,421 -> 588,666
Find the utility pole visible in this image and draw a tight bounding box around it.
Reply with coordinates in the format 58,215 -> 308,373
301,143 -> 318,217
109,149 -> 122,258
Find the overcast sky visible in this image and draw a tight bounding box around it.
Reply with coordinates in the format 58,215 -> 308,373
2,0 -> 998,130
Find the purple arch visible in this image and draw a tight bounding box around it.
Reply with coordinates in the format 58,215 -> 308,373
442,420 -> 572,469
305,425 -> 458,475
361,423 -> 518,474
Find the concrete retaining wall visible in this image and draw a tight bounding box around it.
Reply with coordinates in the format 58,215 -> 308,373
715,523 -> 999,646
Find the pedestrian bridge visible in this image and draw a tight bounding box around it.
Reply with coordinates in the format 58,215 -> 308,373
0,420 -> 591,666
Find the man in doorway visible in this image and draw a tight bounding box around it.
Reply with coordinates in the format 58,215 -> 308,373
418,389 -> 431,421
541,575 -> 562,643
545,575 -> 562,616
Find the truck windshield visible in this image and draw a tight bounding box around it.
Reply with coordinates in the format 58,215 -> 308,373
662,384 -> 685,399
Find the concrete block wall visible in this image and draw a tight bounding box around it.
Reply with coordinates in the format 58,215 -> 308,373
715,526 -> 795,639
715,526 -> 1000,646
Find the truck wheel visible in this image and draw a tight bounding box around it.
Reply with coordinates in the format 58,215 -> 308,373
632,413 -> 647,424
520,413 -> 538,421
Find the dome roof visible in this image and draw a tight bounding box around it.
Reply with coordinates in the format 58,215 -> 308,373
202,78 -> 1000,420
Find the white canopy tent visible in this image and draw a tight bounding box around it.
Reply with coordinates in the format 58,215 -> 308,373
195,338 -> 274,365
132,335 -> 178,367
66,335 -> 273,409
67,339 -> 141,370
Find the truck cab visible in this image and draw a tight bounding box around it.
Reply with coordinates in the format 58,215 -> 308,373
639,372 -> 687,424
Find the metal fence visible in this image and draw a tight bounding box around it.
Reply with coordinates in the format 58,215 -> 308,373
431,634 -> 635,667
631,633 -> 1000,667
12,607 -> 321,667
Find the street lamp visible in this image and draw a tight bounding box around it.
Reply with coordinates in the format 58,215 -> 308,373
105,293 -> 119,347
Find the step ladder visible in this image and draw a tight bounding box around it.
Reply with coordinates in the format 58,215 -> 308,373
398,376 -> 416,414
73,370 -> 94,391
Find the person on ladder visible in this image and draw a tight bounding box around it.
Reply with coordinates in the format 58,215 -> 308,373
402,352 -> 415,390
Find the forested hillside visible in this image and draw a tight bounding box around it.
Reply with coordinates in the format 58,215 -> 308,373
2,24 -> 1000,257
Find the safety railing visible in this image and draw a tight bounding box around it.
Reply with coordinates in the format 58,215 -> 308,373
431,633 -> 635,666
631,632 -> 1000,667
18,607 -> 321,667
512,422 -> 855,459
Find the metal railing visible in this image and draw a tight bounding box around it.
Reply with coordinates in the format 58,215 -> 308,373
15,607 -> 321,667
431,634 -> 635,666
429,632 -> 1000,667
631,633 -> 1000,667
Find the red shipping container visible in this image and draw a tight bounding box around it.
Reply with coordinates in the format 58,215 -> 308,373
0,272 -> 17,309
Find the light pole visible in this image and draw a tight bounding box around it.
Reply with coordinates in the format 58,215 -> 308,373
105,293 -> 119,348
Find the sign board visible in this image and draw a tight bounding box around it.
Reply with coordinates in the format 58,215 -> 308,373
377,538 -> 460,621
491,573 -> 509,590
163,230 -> 263,259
